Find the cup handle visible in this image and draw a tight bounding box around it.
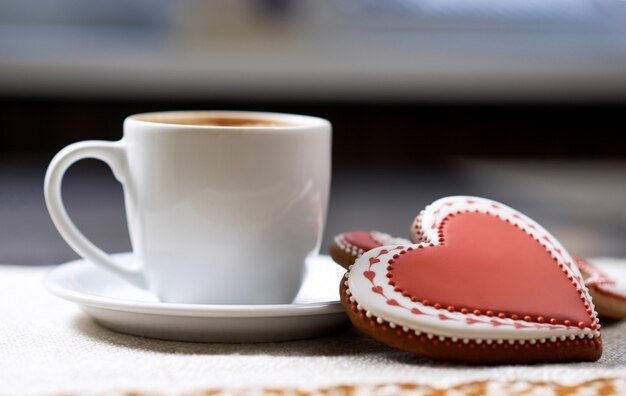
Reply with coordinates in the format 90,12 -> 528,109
44,140 -> 146,288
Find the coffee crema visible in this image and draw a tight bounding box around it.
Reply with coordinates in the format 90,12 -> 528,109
136,114 -> 296,128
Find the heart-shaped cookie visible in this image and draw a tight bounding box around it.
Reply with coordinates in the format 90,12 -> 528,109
331,232 -> 625,321
342,196 -> 602,363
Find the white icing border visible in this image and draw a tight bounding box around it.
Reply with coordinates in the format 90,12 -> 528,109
334,231 -> 410,258
371,231 -> 411,247
347,196 -> 600,342
586,258 -> 626,301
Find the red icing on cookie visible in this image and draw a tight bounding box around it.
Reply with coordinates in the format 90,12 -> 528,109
390,212 -> 591,326
344,231 -> 384,252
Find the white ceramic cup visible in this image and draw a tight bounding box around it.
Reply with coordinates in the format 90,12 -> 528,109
45,111 -> 331,304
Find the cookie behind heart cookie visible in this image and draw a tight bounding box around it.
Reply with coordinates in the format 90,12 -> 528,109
576,257 -> 626,320
330,231 -> 409,269
342,196 -> 602,364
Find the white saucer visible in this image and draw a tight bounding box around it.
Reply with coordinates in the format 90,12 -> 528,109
45,253 -> 349,343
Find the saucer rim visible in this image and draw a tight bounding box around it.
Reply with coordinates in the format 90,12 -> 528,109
45,254 -> 345,318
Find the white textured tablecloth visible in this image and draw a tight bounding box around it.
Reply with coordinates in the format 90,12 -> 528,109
2,264 -> 626,396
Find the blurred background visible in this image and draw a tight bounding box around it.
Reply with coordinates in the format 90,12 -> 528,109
1,0 -> 625,265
